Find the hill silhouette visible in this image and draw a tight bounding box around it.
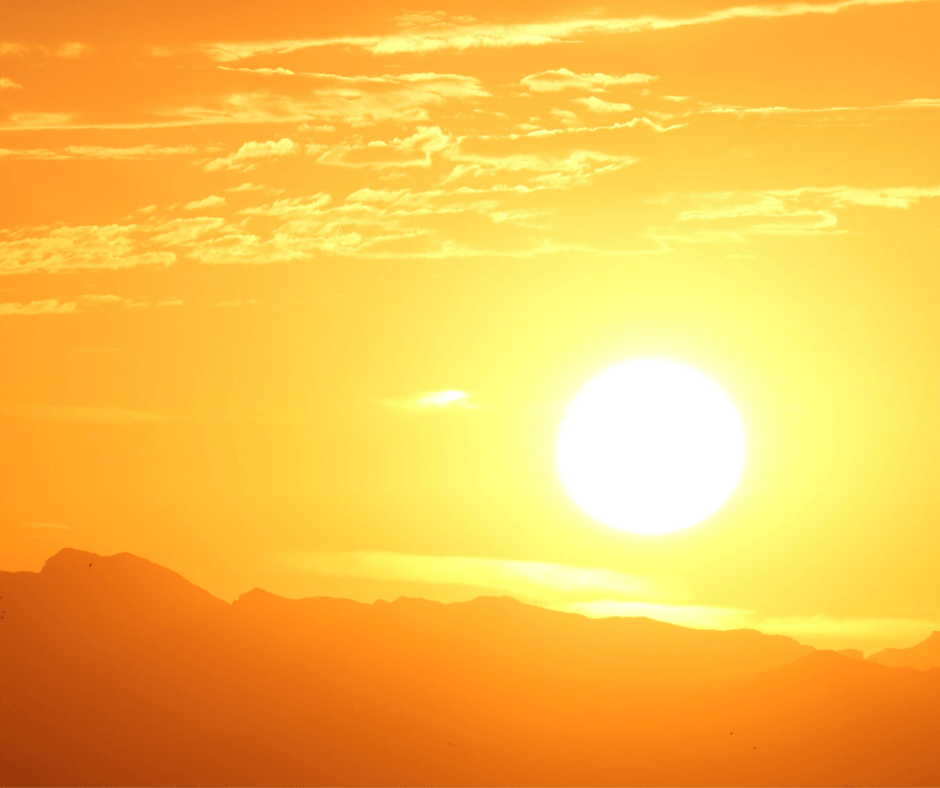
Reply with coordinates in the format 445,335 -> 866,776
869,630 -> 940,670
1,549 -> 939,786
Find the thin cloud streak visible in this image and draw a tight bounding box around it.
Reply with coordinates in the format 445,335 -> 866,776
283,551 -> 940,649
203,0 -> 936,61
19,521 -> 71,530
383,389 -> 476,411
560,601 -> 940,649
0,145 -> 197,159
283,552 -> 662,602
560,600 -> 756,631
0,299 -> 78,316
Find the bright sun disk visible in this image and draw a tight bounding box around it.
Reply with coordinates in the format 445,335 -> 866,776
557,358 -> 746,535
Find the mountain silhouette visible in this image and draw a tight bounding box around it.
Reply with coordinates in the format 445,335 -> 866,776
869,630 -> 940,670
1,548 -> 939,786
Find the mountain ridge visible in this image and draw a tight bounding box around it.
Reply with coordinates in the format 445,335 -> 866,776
2,548 -> 939,786
869,630 -> 940,670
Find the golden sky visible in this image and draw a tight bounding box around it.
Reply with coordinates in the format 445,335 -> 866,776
1,0 -> 937,652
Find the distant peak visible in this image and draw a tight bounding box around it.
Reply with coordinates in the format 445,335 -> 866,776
42,548 -> 160,574
36,548 -> 227,610
42,548 -> 105,571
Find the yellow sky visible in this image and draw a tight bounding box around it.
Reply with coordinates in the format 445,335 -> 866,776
1,0 -> 938,652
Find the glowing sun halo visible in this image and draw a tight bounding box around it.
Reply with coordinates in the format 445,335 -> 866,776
557,358 -> 746,535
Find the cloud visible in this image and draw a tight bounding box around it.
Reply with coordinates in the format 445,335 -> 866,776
179,194 -> 376,263
204,137 -> 298,172
281,550 -> 940,649
522,116 -> 682,136
0,145 -> 197,160
20,521 -> 71,530
184,195 -> 227,210
899,98 -> 940,107
821,184 -> 940,208
573,96 -> 634,113
0,112 -> 75,130
169,186 -> 562,263
444,148 -> 637,188
238,193 -> 332,218
64,144 -> 197,159
0,147 -> 70,161
548,108 -> 582,126
6,404 -> 165,424
0,73 -> 487,131
521,69 -> 656,93
148,216 -> 229,245
560,600 -> 755,631
0,294 -> 183,314
0,43 -> 28,56
53,42 -> 93,58
227,182 -> 266,192
0,77 -> 22,90
694,98 -> 940,118
557,601 -> 940,650
282,552 -> 660,602
0,224 -> 176,275
0,299 -> 78,316
203,0 -> 933,60
384,390 -> 476,411
344,188 -> 410,204
759,615 -> 940,641
315,126 -> 454,169
178,73 -> 488,129
656,184 -> 940,242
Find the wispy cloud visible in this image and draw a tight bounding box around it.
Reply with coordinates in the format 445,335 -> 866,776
204,138 -> 298,172
521,69 -> 656,93
694,98 -> 940,118
0,224 -> 176,274
203,0 -> 934,60
657,184 -> 940,242
283,551 -> 660,602
227,182 -> 267,192
315,126 -> 453,170
384,389 -> 476,411
0,299 -> 79,316
0,77 -> 22,90
573,96 -> 634,113
52,42 -> 93,59
444,148 -> 637,188
0,294 -> 183,315
559,601 -> 940,650
759,614 -> 940,642
19,520 -> 71,530
0,144 -> 197,160
561,600 -> 755,631
184,195 -> 227,210
281,551 -> 940,650
173,73 -> 488,129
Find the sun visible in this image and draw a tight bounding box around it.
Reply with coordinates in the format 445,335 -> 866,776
557,358 -> 746,535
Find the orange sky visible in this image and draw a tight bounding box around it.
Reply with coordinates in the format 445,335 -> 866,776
1,0 -> 938,653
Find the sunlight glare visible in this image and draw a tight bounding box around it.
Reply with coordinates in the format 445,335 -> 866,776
557,358 -> 746,535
